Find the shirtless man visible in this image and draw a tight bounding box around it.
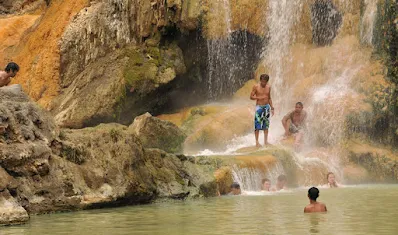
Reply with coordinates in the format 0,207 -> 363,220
304,187 -> 327,213
282,102 -> 307,151
250,74 -> 274,147
0,62 -> 19,87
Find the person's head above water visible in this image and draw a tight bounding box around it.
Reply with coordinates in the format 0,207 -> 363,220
326,172 -> 338,187
230,182 -> 241,195
276,174 -> 287,189
262,178 -> 271,191
259,74 -> 269,87
308,187 -> 319,201
5,62 -> 19,78
295,102 -> 303,113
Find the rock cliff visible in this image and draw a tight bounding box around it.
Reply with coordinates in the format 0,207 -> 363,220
0,87 -> 216,225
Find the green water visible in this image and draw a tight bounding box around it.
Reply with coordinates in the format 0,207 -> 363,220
2,185 -> 398,235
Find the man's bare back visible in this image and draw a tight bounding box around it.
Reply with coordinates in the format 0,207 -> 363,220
305,187 -> 327,213
0,71 -> 11,87
304,202 -> 327,213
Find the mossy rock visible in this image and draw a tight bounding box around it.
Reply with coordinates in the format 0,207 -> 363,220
123,44 -> 185,95
130,113 -> 187,154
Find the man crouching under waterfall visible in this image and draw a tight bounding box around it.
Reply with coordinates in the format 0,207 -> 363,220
282,102 -> 307,152
250,74 -> 274,147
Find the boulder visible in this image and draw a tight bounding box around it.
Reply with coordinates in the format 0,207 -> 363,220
0,196 -> 29,225
0,87 -> 217,225
130,113 -> 187,154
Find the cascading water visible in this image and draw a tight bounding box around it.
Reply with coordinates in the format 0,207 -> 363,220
263,0 -> 304,112
205,0 -> 262,99
193,0 -> 381,190
360,0 -> 378,45
231,162 -> 285,191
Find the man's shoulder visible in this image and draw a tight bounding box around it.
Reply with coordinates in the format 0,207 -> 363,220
0,71 -> 7,79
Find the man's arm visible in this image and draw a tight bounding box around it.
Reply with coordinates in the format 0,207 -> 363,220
250,85 -> 258,100
269,86 -> 274,116
304,207 -> 309,213
269,86 -> 274,109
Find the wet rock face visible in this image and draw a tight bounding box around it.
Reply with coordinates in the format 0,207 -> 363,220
311,0 -> 342,46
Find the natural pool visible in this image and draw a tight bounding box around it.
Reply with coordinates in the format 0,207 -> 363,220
3,185 -> 398,235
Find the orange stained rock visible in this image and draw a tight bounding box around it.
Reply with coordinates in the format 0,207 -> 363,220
157,108 -> 192,127
234,155 -> 278,171
10,0 -> 89,108
0,15 -> 41,64
214,166 -> 233,194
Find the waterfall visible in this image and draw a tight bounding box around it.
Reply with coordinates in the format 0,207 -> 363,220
194,0 -> 381,189
360,0 -> 378,45
231,162 -> 285,191
263,0 -> 304,112
205,0 -> 262,100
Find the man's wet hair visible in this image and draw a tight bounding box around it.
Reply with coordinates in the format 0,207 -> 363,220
5,62 -> 19,73
231,182 -> 240,189
308,187 -> 319,201
262,178 -> 270,184
260,74 -> 269,81
296,102 -> 303,107
326,172 -> 334,180
277,174 -> 287,182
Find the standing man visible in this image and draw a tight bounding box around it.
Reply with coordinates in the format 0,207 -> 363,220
0,62 -> 20,87
282,102 -> 307,151
250,74 -> 274,147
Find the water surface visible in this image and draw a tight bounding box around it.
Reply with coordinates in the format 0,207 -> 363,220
3,185 -> 398,235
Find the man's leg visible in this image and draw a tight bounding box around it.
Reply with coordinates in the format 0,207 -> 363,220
255,130 -> 261,147
282,119 -> 291,139
294,130 -> 304,152
264,129 -> 269,145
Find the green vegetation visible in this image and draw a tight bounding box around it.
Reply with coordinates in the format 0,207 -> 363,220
122,44 -> 183,97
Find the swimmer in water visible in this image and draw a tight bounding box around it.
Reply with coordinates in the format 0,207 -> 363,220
326,172 -> 339,188
304,187 -> 327,213
229,182 -> 242,195
273,174 -> 288,191
261,178 -> 271,191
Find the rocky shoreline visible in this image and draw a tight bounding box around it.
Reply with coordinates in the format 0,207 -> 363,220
0,86 -> 217,225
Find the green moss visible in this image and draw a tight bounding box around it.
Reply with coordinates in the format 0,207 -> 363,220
147,47 -> 162,65
175,173 -> 186,185
158,134 -> 186,153
61,145 -> 87,165
109,128 -> 121,142
124,48 -> 144,65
